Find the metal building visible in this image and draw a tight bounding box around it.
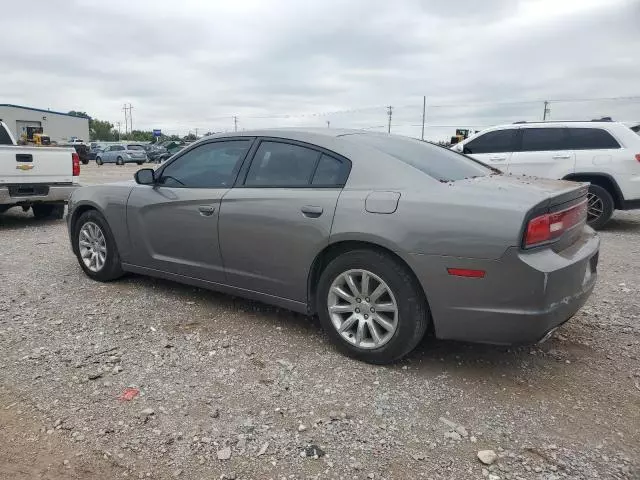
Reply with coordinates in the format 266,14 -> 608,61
0,104 -> 90,143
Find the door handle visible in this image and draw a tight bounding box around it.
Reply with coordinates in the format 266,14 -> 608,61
301,205 -> 323,218
552,155 -> 571,159
198,205 -> 216,216
488,156 -> 507,161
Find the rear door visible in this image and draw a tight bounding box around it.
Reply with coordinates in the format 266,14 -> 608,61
219,139 -> 350,302
507,127 -> 575,178
126,138 -> 253,282
461,129 -> 517,171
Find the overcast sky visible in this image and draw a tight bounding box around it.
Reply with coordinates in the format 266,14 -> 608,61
1,0 -> 639,140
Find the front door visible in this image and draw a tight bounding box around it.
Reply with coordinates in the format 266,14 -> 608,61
126,138 -> 253,282
507,127 -> 575,177
461,128 -> 517,171
219,139 -> 350,302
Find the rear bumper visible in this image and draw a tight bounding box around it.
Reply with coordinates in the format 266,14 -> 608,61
0,184 -> 77,206
408,227 -> 600,345
620,198 -> 640,210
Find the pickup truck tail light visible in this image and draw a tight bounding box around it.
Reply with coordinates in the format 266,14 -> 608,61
524,199 -> 587,248
72,152 -> 80,176
635,153 -> 640,162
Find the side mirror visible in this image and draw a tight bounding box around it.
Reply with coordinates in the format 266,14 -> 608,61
455,143 -> 463,152
135,168 -> 156,185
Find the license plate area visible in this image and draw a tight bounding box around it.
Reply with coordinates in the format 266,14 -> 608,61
8,185 -> 49,197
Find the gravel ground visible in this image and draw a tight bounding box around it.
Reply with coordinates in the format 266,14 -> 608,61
1,163 -> 638,480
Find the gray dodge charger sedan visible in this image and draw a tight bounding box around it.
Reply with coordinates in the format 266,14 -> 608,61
67,129 -> 599,364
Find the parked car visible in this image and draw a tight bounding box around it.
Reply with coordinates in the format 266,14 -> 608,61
95,144 -> 148,165
0,121 -> 79,219
452,120 -> 640,229
67,129 -> 599,364
87,145 -> 104,161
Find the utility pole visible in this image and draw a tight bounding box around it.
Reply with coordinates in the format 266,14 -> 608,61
421,96 -> 426,141
326,120 -> 330,128
233,116 -> 238,132
195,128 -> 198,139
543,101 -> 550,121
128,104 -> 134,132
387,105 -> 393,133
116,121 -> 121,141
122,104 -> 128,134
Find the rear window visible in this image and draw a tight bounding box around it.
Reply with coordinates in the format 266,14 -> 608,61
567,128 -> 620,149
0,125 -> 14,145
127,145 -> 144,150
346,134 -> 491,182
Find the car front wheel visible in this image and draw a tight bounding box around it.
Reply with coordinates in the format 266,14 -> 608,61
317,249 -> 429,364
96,157 -> 103,165
116,156 -> 124,165
74,210 -> 124,281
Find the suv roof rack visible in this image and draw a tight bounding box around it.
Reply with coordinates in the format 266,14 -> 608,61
511,118 -> 614,124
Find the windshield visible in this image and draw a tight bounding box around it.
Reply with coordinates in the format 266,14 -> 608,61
344,133 -> 493,182
127,145 -> 144,151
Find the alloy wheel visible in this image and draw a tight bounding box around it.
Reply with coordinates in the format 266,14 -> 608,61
327,269 -> 398,349
587,192 -> 604,223
79,222 -> 107,272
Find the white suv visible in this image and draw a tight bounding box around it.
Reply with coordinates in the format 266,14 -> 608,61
452,121 -> 640,228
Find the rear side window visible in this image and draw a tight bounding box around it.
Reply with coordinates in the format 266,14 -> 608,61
312,154 -> 349,186
520,128 -> 568,151
348,134 -> 491,182
0,126 -> 13,145
568,128 -> 620,149
127,145 -> 144,150
463,129 -> 516,154
245,141 -> 320,186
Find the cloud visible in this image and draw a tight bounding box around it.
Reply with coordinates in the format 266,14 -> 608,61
0,0 -> 638,139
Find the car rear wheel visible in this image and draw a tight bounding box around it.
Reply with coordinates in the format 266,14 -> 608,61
96,157 -> 103,165
136,161 -> 144,165
32,203 -> 64,219
586,184 -> 614,230
74,210 -> 124,281
317,249 -> 429,364
116,156 -> 124,165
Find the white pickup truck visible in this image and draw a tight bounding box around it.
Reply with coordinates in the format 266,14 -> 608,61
0,121 -> 79,219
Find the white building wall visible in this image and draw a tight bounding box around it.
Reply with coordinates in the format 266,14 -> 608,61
0,105 -> 90,143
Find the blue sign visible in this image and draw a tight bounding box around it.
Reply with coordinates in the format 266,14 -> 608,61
152,129 -> 162,137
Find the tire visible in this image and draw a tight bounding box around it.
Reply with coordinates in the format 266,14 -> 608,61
96,157 -> 103,165
73,210 -> 124,282
587,184 -> 614,230
116,156 -> 124,165
32,203 -> 64,219
316,249 -> 429,364
82,159 -> 89,165
136,161 -> 144,165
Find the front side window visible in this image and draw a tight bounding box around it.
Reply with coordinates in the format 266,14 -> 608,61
159,140 -> 251,188
463,129 -> 516,154
520,128 -> 568,152
568,128 -> 620,150
245,141 -> 320,186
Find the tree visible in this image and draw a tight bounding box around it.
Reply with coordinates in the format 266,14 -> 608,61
89,119 -> 118,141
68,111 -> 91,119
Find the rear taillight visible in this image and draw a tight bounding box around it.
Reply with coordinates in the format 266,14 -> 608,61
524,199 -> 587,248
72,152 -> 80,176
635,153 -> 640,162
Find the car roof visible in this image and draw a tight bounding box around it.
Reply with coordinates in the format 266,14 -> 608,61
205,127 -> 366,140
480,120 -> 628,131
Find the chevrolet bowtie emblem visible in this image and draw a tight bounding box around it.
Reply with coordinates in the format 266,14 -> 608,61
16,164 -> 34,170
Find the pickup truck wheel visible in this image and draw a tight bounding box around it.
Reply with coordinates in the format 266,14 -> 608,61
32,204 -> 64,220
136,161 -> 144,165
586,184 -> 614,230
74,210 -> 124,281
116,156 -> 124,165
96,157 -> 103,165
81,159 -> 89,165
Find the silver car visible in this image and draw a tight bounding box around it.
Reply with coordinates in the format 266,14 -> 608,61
67,129 -> 599,364
95,144 -> 148,165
